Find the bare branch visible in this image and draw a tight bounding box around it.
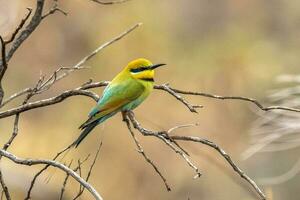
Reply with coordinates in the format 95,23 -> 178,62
167,123 -> 199,134
125,111 -> 266,200
0,170 -> 10,200
42,2 -> 68,19
2,114 -> 20,151
155,84 -> 202,113
0,149 -> 103,200
160,85 -> 300,113
123,113 -> 171,191
126,111 -> 202,179
0,37 -> 7,81
89,0 -> 131,5
0,87 -> 101,119
0,37 -> 6,104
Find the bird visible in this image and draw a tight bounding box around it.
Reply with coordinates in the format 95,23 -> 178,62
72,58 -> 166,147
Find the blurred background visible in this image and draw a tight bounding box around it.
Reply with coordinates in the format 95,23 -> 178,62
1,0 -> 300,199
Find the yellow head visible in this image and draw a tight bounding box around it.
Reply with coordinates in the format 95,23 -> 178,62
125,58 -> 165,82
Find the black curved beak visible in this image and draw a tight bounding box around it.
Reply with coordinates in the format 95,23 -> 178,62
150,63 -> 166,70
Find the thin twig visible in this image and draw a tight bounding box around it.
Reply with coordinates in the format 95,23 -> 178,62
42,2 -> 67,19
5,8 -> 33,44
59,160 -> 73,200
0,170 -> 10,200
2,114 -> 20,151
123,113 -> 171,191
0,37 -> 7,81
157,84 -> 202,113
0,36 -> 6,104
89,0 -> 130,5
73,142 -> 102,200
167,123 -> 199,134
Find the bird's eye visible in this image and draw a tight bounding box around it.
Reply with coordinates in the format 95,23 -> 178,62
130,67 -> 149,73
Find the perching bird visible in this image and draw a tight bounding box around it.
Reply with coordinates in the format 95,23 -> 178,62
73,58 -> 165,147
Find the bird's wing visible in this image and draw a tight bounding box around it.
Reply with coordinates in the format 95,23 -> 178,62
80,79 -> 145,128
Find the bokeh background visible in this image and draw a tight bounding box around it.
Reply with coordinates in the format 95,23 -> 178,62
1,0 -> 300,199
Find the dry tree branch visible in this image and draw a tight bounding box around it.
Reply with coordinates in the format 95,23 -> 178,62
156,85 -> 300,113
0,149 -> 103,200
0,37 -> 6,110
89,0 -> 131,5
125,111 -> 266,200
157,84 -> 202,113
42,1 -> 68,19
123,113 -> 171,191
2,90 -> 34,152
0,170 -> 10,200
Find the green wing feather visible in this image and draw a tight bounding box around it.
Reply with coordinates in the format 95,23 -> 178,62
80,78 -> 145,129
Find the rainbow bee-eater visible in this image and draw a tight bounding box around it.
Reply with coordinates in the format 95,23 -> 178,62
73,58 -> 165,147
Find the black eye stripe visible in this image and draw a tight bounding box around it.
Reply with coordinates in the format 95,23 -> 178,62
130,67 -> 149,73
